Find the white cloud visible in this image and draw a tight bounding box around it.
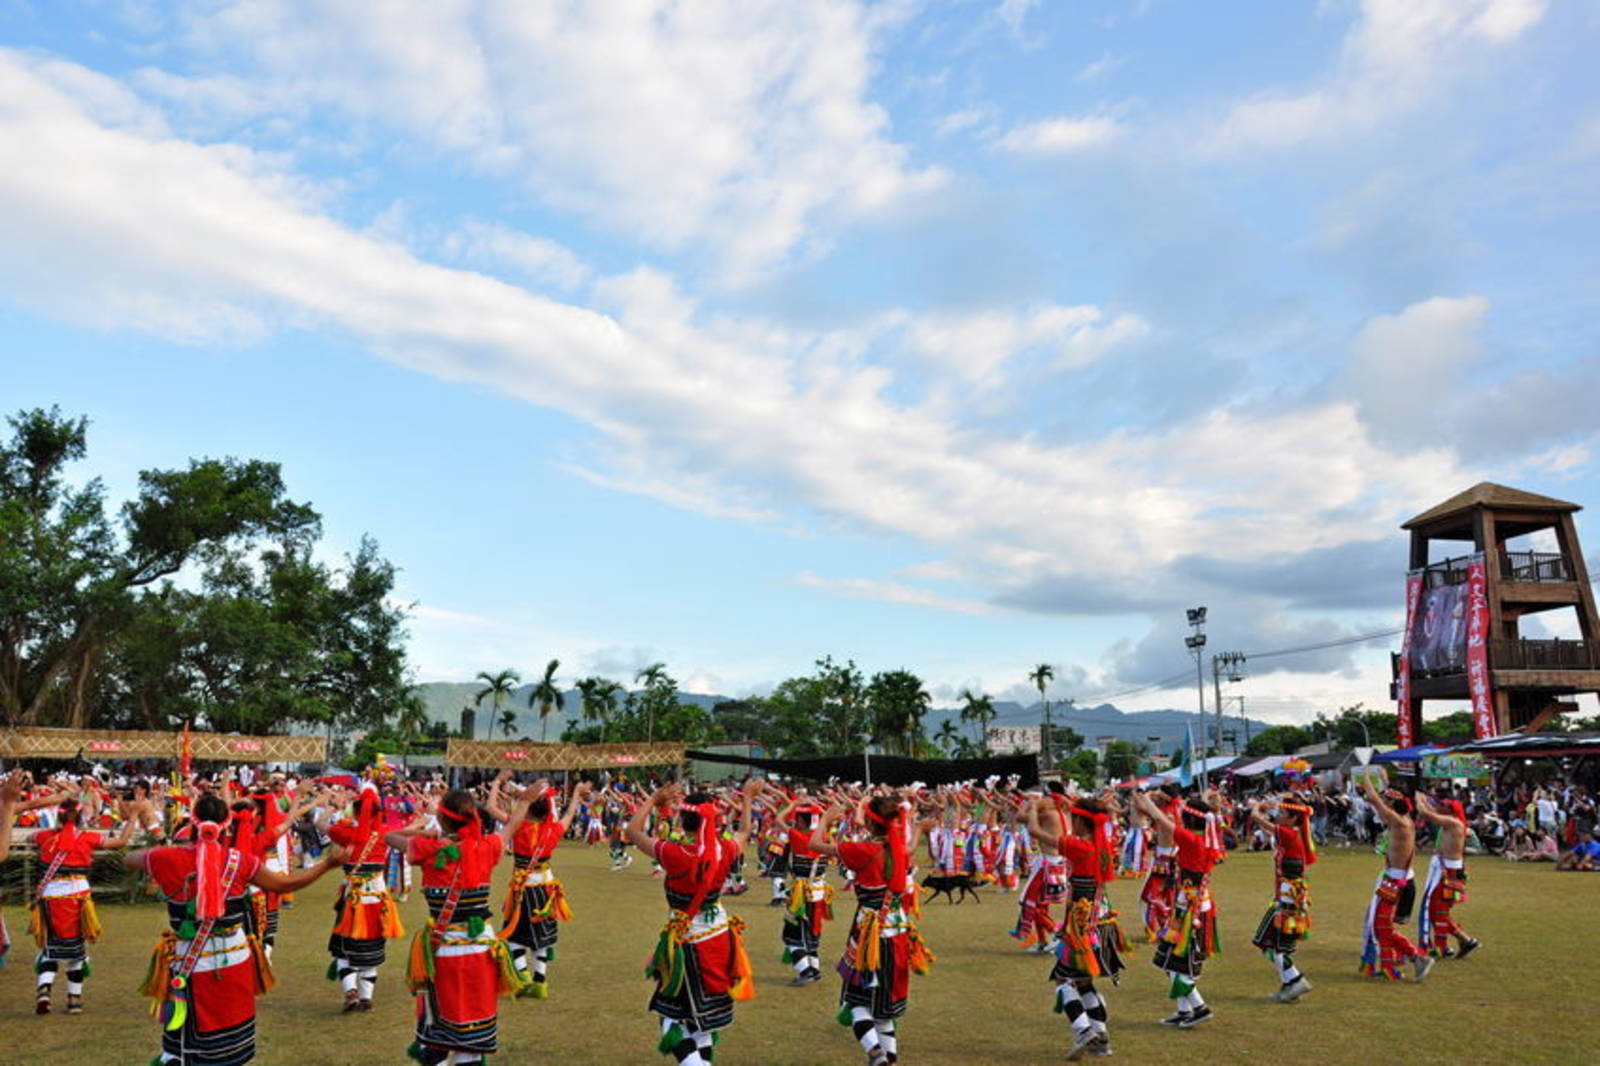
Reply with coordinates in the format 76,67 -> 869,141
996,0 -> 1040,36
795,573 -> 1000,616
441,220 -> 590,292
1074,52 -> 1122,84
995,115 -> 1122,154
902,304 -> 1149,383
160,0 -> 943,280
935,107 -> 988,137
1207,0 -> 1549,152
1346,294 -> 1490,444
0,50 -> 1505,634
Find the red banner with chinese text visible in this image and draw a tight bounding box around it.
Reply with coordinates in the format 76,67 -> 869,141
1465,556 -> 1497,740
1396,570 -> 1423,747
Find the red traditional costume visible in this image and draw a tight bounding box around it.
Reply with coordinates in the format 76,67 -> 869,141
835,805 -> 933,1066
1419,800 -> 1475,958
31,820 -> 103,1013
781,806 -> 834,984
1251,804 -> 1315,999
138,825 -> 273,1065
500,796 -> 572,997
1152,814 -> 1220,1026
645,802 -> 754,1063
1048,805 -> 1125,1058
405,811 -> 523,1064
328,783 -> 405,1009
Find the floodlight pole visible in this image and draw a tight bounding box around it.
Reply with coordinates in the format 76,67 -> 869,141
1186,607 -> 1207,788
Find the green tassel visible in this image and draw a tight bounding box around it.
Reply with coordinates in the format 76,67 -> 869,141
326,959 -> 339,982
177,919 -> 197,941
545,946 -> 557,961
434,844 -> 460,871
657,1022 -> 685,1055
836,1003 -> 855,1027
80,960 -> 91,980
34,958 -> 46,976
711,1031 -> 720,1047
780,948 -> 795,964
405,1041 -> 424,1063
467,915 -> 486,938
1168,974 -> 1193,999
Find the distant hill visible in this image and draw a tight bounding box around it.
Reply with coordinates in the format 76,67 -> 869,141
413,682 -> 1266,751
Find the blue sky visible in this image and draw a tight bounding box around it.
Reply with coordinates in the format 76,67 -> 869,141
3,0 -> 1597,724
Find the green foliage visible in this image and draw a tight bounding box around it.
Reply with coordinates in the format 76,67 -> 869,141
528,658 -> 563,742
1102,739 -> 1146,781
1055,749 -> 1099,790
1311,702 -> 1397,750
1420,710 -> 1477,745
1244,724 -> 1313,756
866,668 -> 931,756
957,689 -> 996,752
0,407 -> 413,734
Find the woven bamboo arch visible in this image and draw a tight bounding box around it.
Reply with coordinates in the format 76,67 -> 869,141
444,738 -> 686,771
0,727 -> 326,764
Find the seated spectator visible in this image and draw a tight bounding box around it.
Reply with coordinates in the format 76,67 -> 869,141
1518,829 -> 1559,863
1557,832 -> 1600,872
1504,824 -> 1535,861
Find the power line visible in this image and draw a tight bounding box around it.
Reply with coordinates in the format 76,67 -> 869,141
1241,626 -> 1404,661
991,625 -> 1406,722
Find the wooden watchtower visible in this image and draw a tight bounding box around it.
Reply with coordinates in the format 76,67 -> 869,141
1393,482 -> 1600,737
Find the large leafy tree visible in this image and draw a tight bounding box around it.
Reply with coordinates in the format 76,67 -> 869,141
1311,702 -> 1397,750
1,407 -> 409,733
529,658 -> 563,743
867,669 -> 931,756
1244,724 -> 1313,757
575,676 -> 622,741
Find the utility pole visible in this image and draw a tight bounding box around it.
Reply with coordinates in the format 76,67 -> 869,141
1185,607 -> 1207,786
1211,650 -> 1246,763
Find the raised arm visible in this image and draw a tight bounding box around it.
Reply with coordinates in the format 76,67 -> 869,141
805,802 -> 845,859
0,769 -> 24,853
557,781 -> 593,832
1135,790 -> 1175,835
253,844 -> 346,893
626,783 -> 677,853
1249,799 -> 1277,835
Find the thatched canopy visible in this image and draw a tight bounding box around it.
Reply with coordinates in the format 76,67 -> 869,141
0,727 -> 326,764
445,738 -> 685,771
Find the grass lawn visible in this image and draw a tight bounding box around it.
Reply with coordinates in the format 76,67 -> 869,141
1,843 -> 1594,1064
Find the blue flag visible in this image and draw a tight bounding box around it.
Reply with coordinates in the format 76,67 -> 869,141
1177,721 -> 1195,788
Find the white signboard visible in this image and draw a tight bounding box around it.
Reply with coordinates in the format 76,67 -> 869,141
987,725 -> 1041,755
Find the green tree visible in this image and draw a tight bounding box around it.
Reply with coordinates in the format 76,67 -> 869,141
1028,663 -> 1054,764
1056,748 -> 1099,790
528,658 -> 564,743
815,657 -> 869,755
473,668 -> 520,742
1311,702 -> 1397,750
0,407 -> 323,727
958,688 -> 997,751
867,669 -> 931,756
1244,724 -> 1313,757
933,718 -> 961,755
1102,739 -> 1146,781
1420,711 -> 1476,745
396,691 -> 430,751
635,662 -> 671,743
576,676 -> 622,741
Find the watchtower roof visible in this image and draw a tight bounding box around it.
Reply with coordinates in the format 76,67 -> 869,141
1402,481 -> 1581,531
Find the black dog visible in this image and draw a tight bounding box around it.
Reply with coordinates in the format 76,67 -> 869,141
921,873 -> 982,905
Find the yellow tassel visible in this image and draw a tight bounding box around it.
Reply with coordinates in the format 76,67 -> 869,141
728,918 -> 757,1001
81,896 -> 103,943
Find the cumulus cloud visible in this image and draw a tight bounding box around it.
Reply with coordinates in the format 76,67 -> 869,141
2,48 -> 1576,714
995,115 -> 1123,154
157,0 -> 942,279
1206,0 -> 1548,153
441,220 -> 590,292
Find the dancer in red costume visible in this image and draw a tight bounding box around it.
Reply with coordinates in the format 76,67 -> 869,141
125,790 -> 345,1065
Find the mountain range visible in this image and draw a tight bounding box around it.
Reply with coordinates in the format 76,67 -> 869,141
413,682 -> 1272,754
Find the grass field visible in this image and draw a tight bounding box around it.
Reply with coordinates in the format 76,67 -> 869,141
1,843 -> 1594,1065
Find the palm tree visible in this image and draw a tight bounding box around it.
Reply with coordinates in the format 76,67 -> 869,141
498,709 -> 518,739
397,696 -> 430,751
933,718 -> 961,756
958,688 -> 997,750
635,662 -> 669,743
529,658 -> 564,743
1028,663 -> 1054,765
473,668 -> 521,742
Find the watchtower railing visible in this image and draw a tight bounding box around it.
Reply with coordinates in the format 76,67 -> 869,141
1490,638 -> 1600,672
1499,550 -> 1573,583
